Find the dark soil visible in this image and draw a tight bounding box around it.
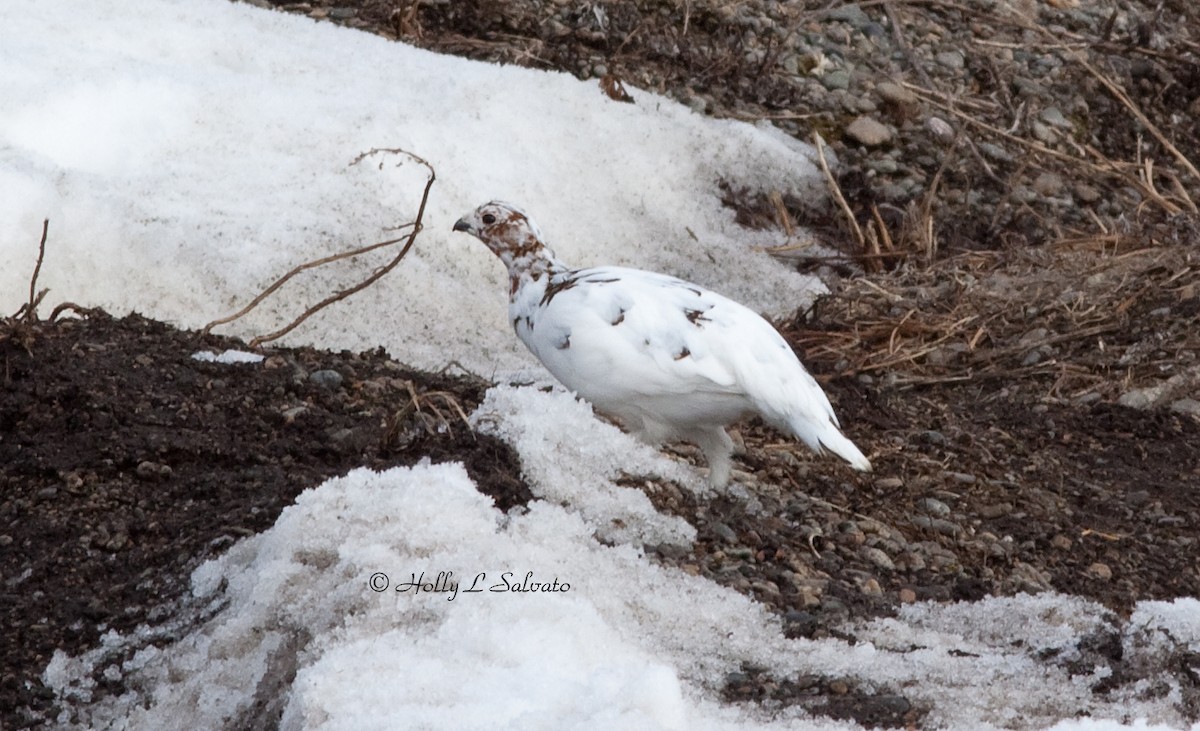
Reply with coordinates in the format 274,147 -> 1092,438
0,312 -> 526,728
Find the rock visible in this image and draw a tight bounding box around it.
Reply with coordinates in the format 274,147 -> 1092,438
894,551 -> 926,571
862,22 -> 887,38
866,157 -> 899,173
899,587 -> 917,603
942,471 -> 976,485
1119,387 -> 1160,409
861,546 -> 896,571
1074,183 -> 1102,203
861,695 -> 912,717
1033,171 -> 1065,196
1012,185 -> 1039,204
309,369 -> 344,389
136,461 -> 173,482
1040,106 -> 1072,128
917,497 -> 951,518
912,515 -> 962,537
1012,76 -> 1045,97
1030,121 -> 1057,145
919,430 -> 947,446
875,81 -> 917,105
1086,563 -> 1113,581
979,142 -> 1013,162
926,116 -> 955,142
711,522 -> 738,543
1008,561 -> 1054,592
828,3 -> 871,29
978,502 -> 1014,519
935,50 -> 965,69
820,70 -> 852,90
875,476 -> 904,490
1170,398 -> 1200,418
845,116 -> 892,145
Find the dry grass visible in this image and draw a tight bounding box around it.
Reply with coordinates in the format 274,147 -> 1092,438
790,232 -> 1200,400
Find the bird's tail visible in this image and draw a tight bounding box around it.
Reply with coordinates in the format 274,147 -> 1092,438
785,413 -> 872,472
817,428 -> 872,472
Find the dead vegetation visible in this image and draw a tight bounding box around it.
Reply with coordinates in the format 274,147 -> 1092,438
202,148 -> 434,347
793,231 -> 1200,398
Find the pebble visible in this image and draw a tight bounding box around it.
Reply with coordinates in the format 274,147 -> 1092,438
1039,106 -> 1071,129
919,430 -> 947,446
1008,561 -> 1054,592
1073,183 -> 1102,203
309,369 -> 344,389
917,497 -> 951,517
866,157 -> 899,173
827,3 -> 871,29
1033,172 -> 1065,197
862,695 -> 912,716
1030,121 -> 1057,145
935,50 -> 965,69
136,461 -> 174,482
978,502 -> 1014,519
979,142 -> 1014,162
899,587 -> 917,603
820,70 -> 852,90
845,116 -> 892,145
875,81 -> 917,105
859,577 -> 883,595
711,522 -> 738,543
912,515 -> 962,537
942,471 -> 976,485
926,116 -> 955,142
1086,562 -> 1113,581
1170,399 -> 1200,418
861,546 -> 896,571
894,551 -> 926,571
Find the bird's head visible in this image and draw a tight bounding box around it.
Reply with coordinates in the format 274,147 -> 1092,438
452,201 -> 546,255
453,202 -> 564,282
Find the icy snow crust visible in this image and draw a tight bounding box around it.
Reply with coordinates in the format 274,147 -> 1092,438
8,1 -> 1199,729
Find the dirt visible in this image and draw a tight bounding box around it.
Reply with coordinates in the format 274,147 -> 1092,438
4,0 -> 1200,728
0,312 -> 526,728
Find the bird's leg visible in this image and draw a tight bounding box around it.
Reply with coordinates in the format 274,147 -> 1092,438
690,427 -> 735,489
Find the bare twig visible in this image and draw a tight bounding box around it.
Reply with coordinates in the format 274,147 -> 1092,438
201,234 -> 411,333
1069,52 -> 1199,211
204,148 -> 436,348
811,132 -> 866,251
13,220 -> 50,321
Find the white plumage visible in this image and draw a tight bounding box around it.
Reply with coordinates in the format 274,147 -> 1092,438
454,201 -> 871,487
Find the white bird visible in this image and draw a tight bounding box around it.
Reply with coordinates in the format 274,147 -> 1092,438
453,201 -> 871,487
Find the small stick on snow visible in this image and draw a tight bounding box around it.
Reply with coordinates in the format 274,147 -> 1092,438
203,148 -> 436,348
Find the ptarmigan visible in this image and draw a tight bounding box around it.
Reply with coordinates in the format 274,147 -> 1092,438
454,201 -> 871,487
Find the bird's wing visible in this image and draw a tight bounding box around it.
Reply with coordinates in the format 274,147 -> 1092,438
516,267 -> 833,427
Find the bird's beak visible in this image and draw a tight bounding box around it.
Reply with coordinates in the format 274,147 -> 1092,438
452,218 -> 472,233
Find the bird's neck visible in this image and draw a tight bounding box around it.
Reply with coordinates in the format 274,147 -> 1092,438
499,244 -> 570,299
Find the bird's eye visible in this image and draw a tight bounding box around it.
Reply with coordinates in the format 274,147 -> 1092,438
482,213 -> 496,225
